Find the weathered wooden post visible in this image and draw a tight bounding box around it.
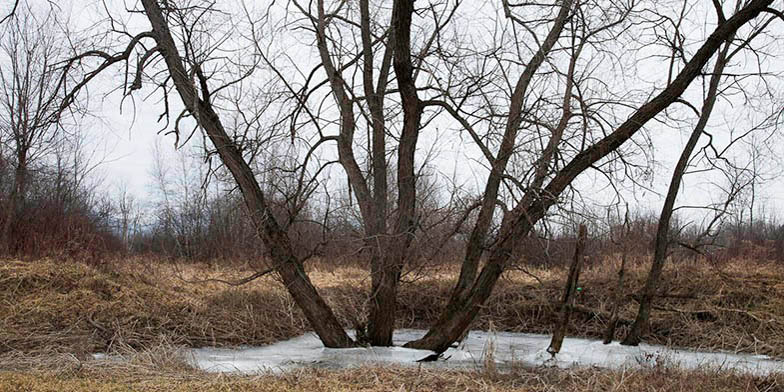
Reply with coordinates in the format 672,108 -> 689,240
603,244 -> 628,344
547,224 -> 587,356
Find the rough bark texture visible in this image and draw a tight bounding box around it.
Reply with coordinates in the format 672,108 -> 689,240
548,224 -> 587,355
405,0 -> 772,353
361,0 -> 395,347
141,0 -> 354,348
622,37 -> 732,347
366,0 -> 423,346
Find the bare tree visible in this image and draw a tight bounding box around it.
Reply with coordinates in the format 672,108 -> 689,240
622,1 -> 784,345
306,0 -> 403,345
60,0 -> 354,347
0,6 -> 80,252
405,0 -> 780,353
62,0 -> 781,353
115,181 -> 140,252
146,0 -> 355,347
621,23 -> 734,346
275,0 -> 463,345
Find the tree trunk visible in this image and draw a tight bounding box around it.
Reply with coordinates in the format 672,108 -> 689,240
315,0 -> 400,346
451,0 -> 574,303
140,0 -> 354,348
622,40 -> 731,346
367,256 -> 401,345
548,224 -> 586,356
0,157 -> 26,252
364,0 -> 423,347
602,245 -> 628,344
362,0 -> 394,346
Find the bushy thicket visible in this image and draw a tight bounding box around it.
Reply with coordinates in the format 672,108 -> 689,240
0,159 -> 122,260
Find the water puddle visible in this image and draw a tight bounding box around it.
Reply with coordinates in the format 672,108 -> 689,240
189,329 -> 784,375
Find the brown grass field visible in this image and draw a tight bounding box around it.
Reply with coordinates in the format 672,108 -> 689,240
1,255 -> 783,390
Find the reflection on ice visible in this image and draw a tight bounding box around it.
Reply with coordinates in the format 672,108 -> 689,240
190,329 -> 784,375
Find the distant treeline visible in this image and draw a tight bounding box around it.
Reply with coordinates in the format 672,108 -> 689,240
2,154 -> 782,266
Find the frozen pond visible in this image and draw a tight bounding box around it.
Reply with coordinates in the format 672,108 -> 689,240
190,329 -> 784,375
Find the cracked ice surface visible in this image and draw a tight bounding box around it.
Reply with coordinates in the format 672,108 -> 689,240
189,329 -> 784,375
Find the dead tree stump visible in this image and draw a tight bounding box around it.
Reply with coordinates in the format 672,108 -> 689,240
547,224 -> 587,356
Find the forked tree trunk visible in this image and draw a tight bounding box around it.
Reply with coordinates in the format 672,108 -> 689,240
364,0 -> 422,347
140,0 -> 354,348
548,224 -> 587,356
622,39 -> 732,346
405,0 -> 771,352
315,0 -> 401,346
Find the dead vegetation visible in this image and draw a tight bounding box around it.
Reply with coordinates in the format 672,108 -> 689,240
1,255 -> 784,361
1,364 -> 782,391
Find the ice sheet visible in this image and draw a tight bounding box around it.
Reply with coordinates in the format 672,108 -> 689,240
189,329 -> 784,375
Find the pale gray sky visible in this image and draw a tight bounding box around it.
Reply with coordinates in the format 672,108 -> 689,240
49,0 -> 784,226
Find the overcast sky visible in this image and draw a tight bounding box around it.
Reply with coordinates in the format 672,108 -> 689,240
34,0 -> 784,225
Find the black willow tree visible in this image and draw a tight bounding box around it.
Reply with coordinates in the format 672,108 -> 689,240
61,0 -> 783,351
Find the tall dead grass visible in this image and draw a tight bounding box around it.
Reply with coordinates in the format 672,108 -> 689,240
1,254 -> 783,362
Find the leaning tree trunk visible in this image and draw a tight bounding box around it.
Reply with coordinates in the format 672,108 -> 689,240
450,0 -> 574,304
622,39 -> 731,346
405,0 -> 771,353
140,0 -> 354,348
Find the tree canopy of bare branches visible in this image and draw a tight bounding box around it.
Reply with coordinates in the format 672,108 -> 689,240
60,0 -> 784,351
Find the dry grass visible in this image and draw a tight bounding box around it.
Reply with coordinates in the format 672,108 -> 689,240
1,364 -> 782,391
1,254 -> 784,361
397,255 -> 784,357
2,256 -> 784,390
0,258 -> 308,355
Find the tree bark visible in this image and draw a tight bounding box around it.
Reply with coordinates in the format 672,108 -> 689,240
140,0 -> 354,348
313,0 -> 401,346
365,0 -> 423,346
360,0 -> 396,347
